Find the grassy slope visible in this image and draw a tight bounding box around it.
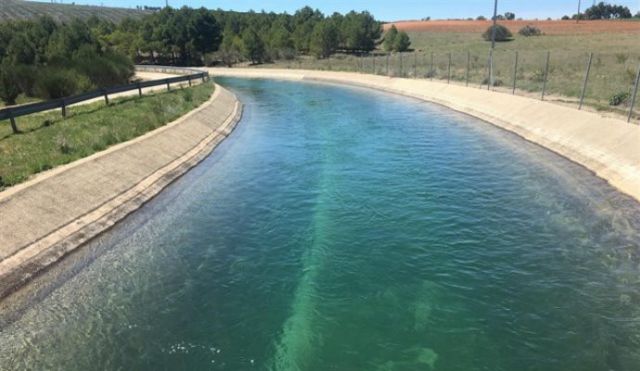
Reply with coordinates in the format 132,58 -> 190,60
262,26 -> 639,116
0,82 -> 214,190
0,0 -> 150,23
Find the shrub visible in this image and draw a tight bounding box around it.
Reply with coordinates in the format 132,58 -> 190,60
609,92 -> 630,106
0,61 -> 21,105
35,69 -> 94,99
481,77 -> 504,86
482,24 -> 513,42
561,15 -> 571,20
518,25 -> 542,37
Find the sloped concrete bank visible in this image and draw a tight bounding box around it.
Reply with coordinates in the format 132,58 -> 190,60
210,68 -> 640,204
0,84 -> 243,300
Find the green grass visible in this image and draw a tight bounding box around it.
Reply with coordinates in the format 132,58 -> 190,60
260,31 -> 640,119
0,82 -> 214,190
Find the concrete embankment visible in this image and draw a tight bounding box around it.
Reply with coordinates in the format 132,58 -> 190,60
0,84 -> 242,299
210,68 -> 640,204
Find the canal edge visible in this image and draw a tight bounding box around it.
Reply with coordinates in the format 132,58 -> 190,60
0,84 -> 244,301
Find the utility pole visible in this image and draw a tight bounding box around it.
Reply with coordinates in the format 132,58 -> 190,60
577,0 -> 581,23
489,0 -> 498,88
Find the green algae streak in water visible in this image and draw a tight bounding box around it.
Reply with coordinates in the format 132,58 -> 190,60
2,78 -> 640,371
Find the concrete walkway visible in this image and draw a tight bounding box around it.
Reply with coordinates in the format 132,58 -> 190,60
0,84 -> 242,299
210,68 -> 640,204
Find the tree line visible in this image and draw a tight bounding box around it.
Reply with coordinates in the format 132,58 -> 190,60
0,6 -> 403,105
0,16 -> 134,105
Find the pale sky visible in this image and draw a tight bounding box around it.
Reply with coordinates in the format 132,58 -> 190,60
34,0 -> 640,21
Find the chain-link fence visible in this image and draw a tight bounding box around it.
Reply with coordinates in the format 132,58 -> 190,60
272,50 -> 640,123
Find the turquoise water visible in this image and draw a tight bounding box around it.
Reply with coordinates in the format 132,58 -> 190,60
2,78 -> 640,370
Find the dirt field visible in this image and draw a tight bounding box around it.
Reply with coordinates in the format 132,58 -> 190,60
385,20 -> 640,35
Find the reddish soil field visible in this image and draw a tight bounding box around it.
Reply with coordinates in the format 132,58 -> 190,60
385,20 -> 640,35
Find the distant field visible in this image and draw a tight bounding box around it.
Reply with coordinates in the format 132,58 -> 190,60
263,19 -> 639,120
0,0 -> 150,23
385,19 -> 640,35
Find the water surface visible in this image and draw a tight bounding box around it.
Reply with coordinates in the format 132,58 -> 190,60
1,78 -> 640,371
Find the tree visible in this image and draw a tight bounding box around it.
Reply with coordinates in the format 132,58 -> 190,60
241,28 -> 266,64
309,20 -> 338,58
584,2 -> 632,19
504,12 -> 516,20
383,25 -> 398,52
339,11 -> 381,52
393,31 -> 411,52
476,15 -> 487,20
0,61 -> 21,105
482,24 -> 513,42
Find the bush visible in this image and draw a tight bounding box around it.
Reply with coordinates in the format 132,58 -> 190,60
609,92 -> 630,106
0,61 -> 21,105
35,69 -> 94,99
482,24 -> 513,42
518,25 -> 542,37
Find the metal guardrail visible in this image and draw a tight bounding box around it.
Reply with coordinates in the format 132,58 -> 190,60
0,70 -> 209,134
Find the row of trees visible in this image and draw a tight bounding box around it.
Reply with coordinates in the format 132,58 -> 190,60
563,2 -> 637,20
0,6 -> 396,104
92,7 -> 385,66
0,16 -> 134,105
584,2 -> 633,19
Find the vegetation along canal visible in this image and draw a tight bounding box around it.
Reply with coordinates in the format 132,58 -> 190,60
2,78 -> 640,371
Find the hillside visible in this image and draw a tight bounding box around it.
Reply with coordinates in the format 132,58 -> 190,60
0,0 -> 151,23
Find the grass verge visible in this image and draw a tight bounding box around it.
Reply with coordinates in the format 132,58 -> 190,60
0,81 -> 214,190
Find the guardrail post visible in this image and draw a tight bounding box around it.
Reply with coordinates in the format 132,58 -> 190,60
512,51 -> 519,94
579,52 -> 593,110
372,55 -> 376,74
61,99 -> 67,118
137,82 -> 142,97
399,53 -> 403,77
628,62 -> 640,123
188,75 -> 192,87
414,51 -> 417,78
466,51 -> 470,86
103,89 -> 110,105
447,52 -> 452,84
8,109 -> 19,134
541,51 -> 551,100
166,79 -> 171,91
202,73 -> 206,83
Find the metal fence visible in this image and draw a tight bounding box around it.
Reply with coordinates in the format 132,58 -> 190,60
282,50 -> 640,123
0,69 -> 209,134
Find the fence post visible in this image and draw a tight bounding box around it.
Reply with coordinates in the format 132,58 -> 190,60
386,53 -> 390,76
541,51 -> 551,100
578,52 -> 593,110
61,99 -> 67,118
511,51 -> 519,94
447,52 -> 452,84
372,54 -> 376,74
628,63 -> 640,123
8,109 -> 19,134
466,51 -> 470,86
399,53 -> 403,77
486,50 -> 492,90
430,52 -> 434,78
414,51 -> 417,78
